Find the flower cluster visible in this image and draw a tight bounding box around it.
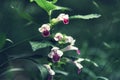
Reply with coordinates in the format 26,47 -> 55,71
38,13 -> 69,37
38,13 -> 83,80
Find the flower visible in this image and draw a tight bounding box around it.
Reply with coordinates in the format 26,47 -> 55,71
38,24 -> 50,37
44,64 -> 55,75
65,36 -> 75,45
57,13 -> 69,24
73,58 -> 84,74
61,45 -> 80,54
48,47 -> 63,62
44,64 -> 55,80
54,33 -> 63,41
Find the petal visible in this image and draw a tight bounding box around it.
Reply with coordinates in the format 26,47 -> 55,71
48,52 -> 54,58
42,24 -> 50,31
51,47 -> 59,50
54,33 -> 63,41
76,58 -> 84,63
77,69 -> 81,74
63,18 -> 69,24
42,30 -> 50,37
76,50 -> 80,55
57,50 -> 63,57
53,53 -> 61,62
49,69 -> 55,75
74,62 -> 83,69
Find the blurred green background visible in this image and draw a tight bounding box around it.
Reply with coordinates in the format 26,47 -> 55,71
0,0 -> 120,80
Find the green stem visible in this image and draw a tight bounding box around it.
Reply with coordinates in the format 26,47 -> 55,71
48,11 -> 52,22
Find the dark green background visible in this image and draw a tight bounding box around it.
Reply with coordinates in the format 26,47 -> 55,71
0,0 -> 120,80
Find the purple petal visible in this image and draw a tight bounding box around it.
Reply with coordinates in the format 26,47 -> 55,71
53,53 -> 60,62
77,69 -> 81,74
63,19 -> 69,24
76,50 -> 80,55
42,30 -> 50,37
48,75 -> 53,80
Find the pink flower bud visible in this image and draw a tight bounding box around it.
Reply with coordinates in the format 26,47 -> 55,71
38,24 -> 50,37
57,13 -> 69,24
54,33 -> 63,41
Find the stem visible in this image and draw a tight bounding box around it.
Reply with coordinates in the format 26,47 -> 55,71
48,11 -> 52,22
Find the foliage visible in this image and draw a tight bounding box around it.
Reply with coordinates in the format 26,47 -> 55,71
0,0 -> 120,80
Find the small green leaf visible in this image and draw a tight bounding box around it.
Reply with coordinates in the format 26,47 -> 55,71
51,0 -> 58,4
70,14 -> 101,20
103,42 -> 111,48
31,0 -> 70,14
29,41 -> 52,51
0,33 -> 6,49
6,39 -> 14,44
55,70 -> 68,76
84,58 -> 99,67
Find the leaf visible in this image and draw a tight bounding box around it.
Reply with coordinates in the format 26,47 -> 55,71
97,76 -> 109,80
103,42 -> 112,48
29,41 -> 52,51
55,70 -> 68,76
84,58 -> 99,67
70,14 -> 101,20
37,64 -> 48,80
6,39 -> 14,44
0,68 -> 23,77
0,33 -> 6,49
11,1 -> 33,21
83,68 -> 97,79
24,59 -> 48,80
30,0 -> 70,15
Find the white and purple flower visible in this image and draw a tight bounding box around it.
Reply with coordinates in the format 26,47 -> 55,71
48,47 -> 63,62
38,24 -> 50,37
54,33 -> 63,41
61,45 -> 80,55
44,64 -> 55,80
73,58 -> 84,74
57,13 -> 69,24
61,36 -> 80,54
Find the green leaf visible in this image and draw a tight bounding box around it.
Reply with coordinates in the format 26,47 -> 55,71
51,0 -> 58,4
29,41 -> 52,51
6,39 -> 14,44
0,68 -> 23,77
84,58 -> 99,67
37,64 -> 48,80
30,0 -> 70,15
97,76 -> 109,80
0,33 -> 6,49
55,70 -> 68,76
11,1 -> 33,21
70,14 -> 101,20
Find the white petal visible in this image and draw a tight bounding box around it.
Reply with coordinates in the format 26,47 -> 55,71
57,50 -> 63,57
75,58 -> 84,63
42,24 -> 50,31
74,62 -> 83,69
44,64 -> 55,75
48,52 -> 54,58
54,33 -> 63,41
51,47 -> 59,50
38,27 -> 43,32
57,13 -> 65,21
49,69 -> 55,75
